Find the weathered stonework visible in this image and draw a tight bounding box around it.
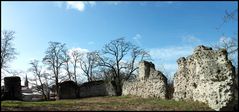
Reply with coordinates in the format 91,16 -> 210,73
2,76 -> 22,100
59,81 -> 78,99
79,80 -> 116,98
122,61 -> 167,99
173,45 -> 236,111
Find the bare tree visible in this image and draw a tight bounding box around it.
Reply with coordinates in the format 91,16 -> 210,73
42,72 -> 51,100
28,59 -> 47,100
214,8 -> 238,66
98,38 -> 152,95
124,46 -> 151,81
79,51 -> 100,82
98,38 -> 132,95
62,49 -> 72,80
1,30 -> 17,71
213,37 -> 238,61
216,8 -> 238,31
42,41 -> 66,98
213,9 -> 238,105
70,49 -> 83,84
94,67 -> 114,81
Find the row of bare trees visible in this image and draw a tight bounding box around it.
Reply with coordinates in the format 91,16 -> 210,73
26,38 -> 151,98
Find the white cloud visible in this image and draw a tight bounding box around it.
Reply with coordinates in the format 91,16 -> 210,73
64,1 -> 97,12
66,1 -> 85,12
56,1 -> 175,12
149,45 -> 194,79
88,1 -> 96,6
67,47 -> 89,61
217,36 -> 238,66
157,63 -> 177,73
29,58 -> 37,62
69,47 -> 89,53
182,35 -> 201,44
219,36 -> 233,44
149,46 -> 194,61
68,47 -> 89,56
133,34 -> 142,46
105,1 -> 122,5
157,63 -> 178,81
55,2 -> 147,12
163,63 -> 178,71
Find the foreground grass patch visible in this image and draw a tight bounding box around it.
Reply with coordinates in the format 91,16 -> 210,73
1,96 -> 213,111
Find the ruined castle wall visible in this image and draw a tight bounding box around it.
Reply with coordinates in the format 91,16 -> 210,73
173,45 -> 236,111
122,61 -> 167,99
79,80 -> 116,98
3,76 -> 22,100
59,81 -> 78,99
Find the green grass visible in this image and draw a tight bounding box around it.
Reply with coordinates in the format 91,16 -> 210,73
1,96 -> 214,111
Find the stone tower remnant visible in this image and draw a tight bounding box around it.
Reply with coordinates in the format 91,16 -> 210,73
122,61 -> 167,99
173,45 -> 236,111
2,76 -> 22,100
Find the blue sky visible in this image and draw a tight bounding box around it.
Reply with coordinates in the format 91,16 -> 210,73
1,1 -> 238,82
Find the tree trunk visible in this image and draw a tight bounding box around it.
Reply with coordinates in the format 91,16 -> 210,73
40,85 -> 47,100
114,78 -> 122,96
55,75 -> 59,99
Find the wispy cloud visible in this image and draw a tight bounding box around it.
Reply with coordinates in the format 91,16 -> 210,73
55,1 -> 173,12
68,47 -> 89,60
219,36 -> 235,44
181,35 -> 201,44
149,45 -> 194,78
149,46 -> 194,61
67,47 -> 92,83
88,1 -> 96,6
217,36 -> 238,65
53,1 -> 64,8
133,34 -> 142,46
54,1 -> 96,12
68,47 -> 89,55
156,63 -> 177,73
105,1 -> 122,5
66,1 -> 85,12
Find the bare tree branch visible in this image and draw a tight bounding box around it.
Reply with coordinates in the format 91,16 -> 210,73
1,30 -> 17,71
42,41 -> 66,98
29,59 -> 48,100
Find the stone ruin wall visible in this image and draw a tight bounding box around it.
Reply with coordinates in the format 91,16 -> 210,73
2,76 -> 22,100
173,45 -> 237,111
122,61 -> 168,99
59,81 -> 78,99
79,80 -> 116,98
59,80 -> 116,99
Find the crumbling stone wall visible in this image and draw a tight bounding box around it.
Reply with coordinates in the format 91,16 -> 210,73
79,80 -> 116,98
173,45 -> 236,111
59,81 -> 78,99
2,76 -> 22,100
122,61 -> 167,99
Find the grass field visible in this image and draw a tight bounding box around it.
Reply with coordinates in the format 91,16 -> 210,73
1,96 -> 214,111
